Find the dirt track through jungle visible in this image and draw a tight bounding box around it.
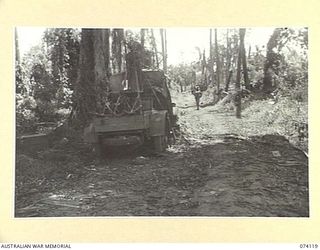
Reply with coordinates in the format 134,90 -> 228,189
15,101 -> 309,217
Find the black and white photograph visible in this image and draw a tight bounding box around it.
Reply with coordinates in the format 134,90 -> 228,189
15,27 -> 308,217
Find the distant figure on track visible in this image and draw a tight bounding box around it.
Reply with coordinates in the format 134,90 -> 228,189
192,84 -> 202,110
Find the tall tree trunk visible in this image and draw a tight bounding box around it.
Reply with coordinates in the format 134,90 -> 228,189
209,29 -> 214,87
150,29 -> 159,68
202,49 -> 207,85
140,28 -> 145,48
112,29 -> 124,73
179,79 -> 183,93
160,28 -> 167,74
220,53 -> 225,87
235,28 -> 245,119
262,28 -> 281,93
164,29 -> 167,69
74,29 -> 110,124
225,29 -> 231,85
94,29 -> 111,106
15,28 -> 20,64
118,29 -> 124,72
122,30 -> 127,71
225,29 -> 233,92
15,27 -> 24,95
225,70 -> 232,92
240,28 -> 249,90
214,29 -> 221,100
231,29 -> 239,70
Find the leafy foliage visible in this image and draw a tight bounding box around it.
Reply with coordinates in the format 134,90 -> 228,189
262,28 -> 308,99
16,29 -> 80,134
43,28 -> 80,107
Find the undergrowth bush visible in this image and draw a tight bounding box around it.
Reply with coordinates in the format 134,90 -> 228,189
243,97 -> 308,151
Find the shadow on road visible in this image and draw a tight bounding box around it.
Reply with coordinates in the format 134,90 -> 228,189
15,134 -> 308,217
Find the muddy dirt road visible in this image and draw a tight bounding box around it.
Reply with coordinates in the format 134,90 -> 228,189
15,101 -> 309,217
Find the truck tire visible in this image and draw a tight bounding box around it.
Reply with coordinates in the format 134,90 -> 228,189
153,135 -> 167,152
93,136 -> 105,158
93,142 -> 103,157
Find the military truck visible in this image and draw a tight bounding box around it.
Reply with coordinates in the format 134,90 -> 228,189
83,69 -> 177,155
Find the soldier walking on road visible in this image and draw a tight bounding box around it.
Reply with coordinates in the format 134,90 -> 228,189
192,84 -> 202,110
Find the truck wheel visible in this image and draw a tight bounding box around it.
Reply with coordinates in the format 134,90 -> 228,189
93,142 -> 103,157
93,136 -> 106,158
153,135 -> 167,152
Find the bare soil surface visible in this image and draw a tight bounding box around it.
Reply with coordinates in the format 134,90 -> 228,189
15,100 -> 309,217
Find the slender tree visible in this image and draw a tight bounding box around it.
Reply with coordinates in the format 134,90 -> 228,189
209,29 -> 214,87
262,28 -> 282,93
214,29 -> 221,100
225,29 -> 232,92
160,28 -> 167,73
235,28 -> 246,118
150,29 -> 159,68
202,49 -> 208,85
230,29 -> 239,70
140,28 -> 146,48
225,69 -> 233,92
164,29 -> 167,67
240,29 -> 249,90
225,29 -> 230,81
111,29 -> 124,73
15,27 -> 24,96
15,28 -> 20,64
